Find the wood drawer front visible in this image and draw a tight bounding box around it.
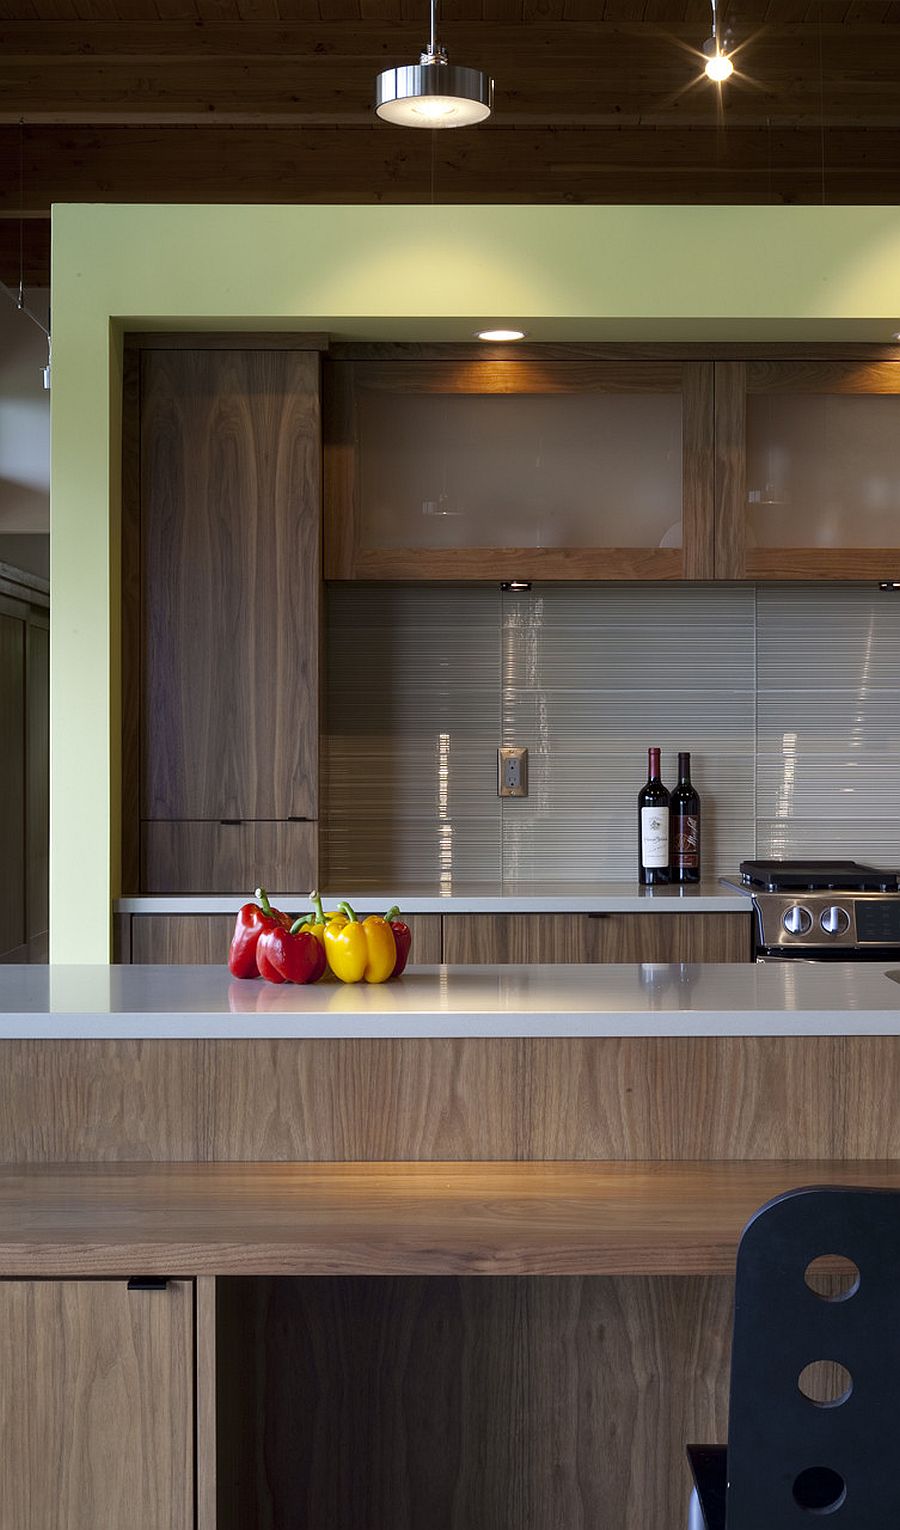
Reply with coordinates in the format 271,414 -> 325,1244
0,1279 -> 193,1530
442,912 -> 751,964
131,914 -> 236,964
141,820 -> 317,894
129,911 -> 441,965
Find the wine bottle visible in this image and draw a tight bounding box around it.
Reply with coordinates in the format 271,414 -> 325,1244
638,747 -> 670,885
670,751 -> 701,885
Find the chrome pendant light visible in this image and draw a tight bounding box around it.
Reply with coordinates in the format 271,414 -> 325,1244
375,0 -> 493,128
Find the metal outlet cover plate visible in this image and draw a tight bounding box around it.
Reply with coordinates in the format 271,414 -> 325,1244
498,746 -> 528,798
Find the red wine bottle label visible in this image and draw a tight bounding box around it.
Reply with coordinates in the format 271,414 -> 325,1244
673,815 -> 700,868
641,807 -> 669,868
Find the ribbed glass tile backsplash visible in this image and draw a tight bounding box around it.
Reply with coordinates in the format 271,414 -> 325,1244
323,584 -> 900,884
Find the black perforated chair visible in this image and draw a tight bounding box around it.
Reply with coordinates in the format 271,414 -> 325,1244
687,1185 -> 900,1529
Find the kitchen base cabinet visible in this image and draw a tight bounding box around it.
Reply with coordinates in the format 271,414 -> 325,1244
442,911 -> 752,964
0,1279 -> 194,1530
215,1273 -> 730,1530
126,912 -> 443,964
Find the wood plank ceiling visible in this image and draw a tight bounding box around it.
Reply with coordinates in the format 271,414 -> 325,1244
1,1 -> 900,283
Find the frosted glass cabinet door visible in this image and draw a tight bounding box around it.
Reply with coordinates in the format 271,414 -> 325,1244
324,359 -> 715,580
716,360 -> 900,579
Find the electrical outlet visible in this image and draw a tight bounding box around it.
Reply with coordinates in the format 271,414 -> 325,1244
498,746 -> 528,798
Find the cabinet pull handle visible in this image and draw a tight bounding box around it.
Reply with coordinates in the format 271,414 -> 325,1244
587,913 -> 610,920
127,1277 -> 169,1291
287,816 -> 312,823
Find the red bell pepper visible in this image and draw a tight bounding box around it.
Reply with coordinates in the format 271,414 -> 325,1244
256,917 -> 327,985
384,906 -> 412,978
227,888 -> 292,979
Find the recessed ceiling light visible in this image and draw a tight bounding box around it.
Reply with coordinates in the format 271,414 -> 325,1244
476,328 -> 527,341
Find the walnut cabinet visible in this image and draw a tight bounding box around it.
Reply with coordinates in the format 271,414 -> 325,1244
325,353 -> 900,584
122,910 -> 750,963
0,1279 -> 196,1530
715,359 -> 900,580
324,358 -> 716,581
0,565 -> 49,962
123,343 -> 323,895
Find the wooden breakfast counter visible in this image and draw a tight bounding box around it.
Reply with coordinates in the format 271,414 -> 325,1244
3,962 -> 900,1530
4,1158 -> 900,1278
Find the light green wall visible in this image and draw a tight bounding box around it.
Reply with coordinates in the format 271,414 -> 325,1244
50,203 -> 900,960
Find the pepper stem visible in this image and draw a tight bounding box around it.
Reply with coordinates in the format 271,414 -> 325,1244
290,916 -> 313,936
310,890 -> 327,924
384,906 -> 401,923
338,900 -> 359,923
255,887 -> 273,917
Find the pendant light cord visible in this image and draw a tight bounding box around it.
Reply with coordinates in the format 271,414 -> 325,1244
2,120 -> 51,346
428,0 -> 437,59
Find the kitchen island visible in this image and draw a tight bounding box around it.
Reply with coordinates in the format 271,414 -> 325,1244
2,961 -> 899,1530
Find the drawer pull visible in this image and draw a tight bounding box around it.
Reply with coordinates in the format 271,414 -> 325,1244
127,1277 -> 169,1292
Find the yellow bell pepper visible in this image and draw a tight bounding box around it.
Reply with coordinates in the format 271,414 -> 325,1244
319,900 -> 396,984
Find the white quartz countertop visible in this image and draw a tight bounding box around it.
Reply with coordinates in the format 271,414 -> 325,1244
2,962 -> 900,1039
115,881 -> 749,915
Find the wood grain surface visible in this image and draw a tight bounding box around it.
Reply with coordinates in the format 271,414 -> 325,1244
0,611 -> 25,958
324,357 -> 714,581
713,360 -> 747,579
2,1159 -> 900,1277
140,348 -> 320,822
442,912 -> 751,964
683,360 -> 716,580
25,617 -> 49,947
196,1276 -> 217,1530
216,1272 -> 733,1530
128,912 -> 442,965
5,1033 -> 900,1163
140,820 -> 318,895
0,1279 -> 193,1530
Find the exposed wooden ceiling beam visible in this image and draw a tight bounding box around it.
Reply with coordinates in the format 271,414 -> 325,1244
0,18 -> 893,54
2,123 -> 898,220
0,23 -> 898,125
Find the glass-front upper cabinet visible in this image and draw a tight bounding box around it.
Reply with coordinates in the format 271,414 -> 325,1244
716,360 -> 900,579
324,359 -> 714,579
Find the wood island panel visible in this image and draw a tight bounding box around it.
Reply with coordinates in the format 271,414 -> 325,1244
4,1033 -> 900,1162
2,1159 -> 900,1278
0,1279 -> 194,1530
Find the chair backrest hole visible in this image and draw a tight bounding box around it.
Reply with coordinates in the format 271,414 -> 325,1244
792,1466 -> 846,1514
804,1255 -> 860,1302
797,1361 -> 853,1408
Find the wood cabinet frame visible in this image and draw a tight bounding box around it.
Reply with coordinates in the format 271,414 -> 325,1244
324,358 -> 716,581
715,359 -> 900,579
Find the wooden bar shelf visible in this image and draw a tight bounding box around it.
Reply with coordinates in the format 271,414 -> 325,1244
3,1159 -> 900,1278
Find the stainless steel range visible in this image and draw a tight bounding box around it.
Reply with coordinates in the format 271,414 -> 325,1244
720,860 -> 900,962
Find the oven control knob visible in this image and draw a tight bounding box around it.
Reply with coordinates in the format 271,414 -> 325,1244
820,904 -> 851,937
782,905 -> 813,936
